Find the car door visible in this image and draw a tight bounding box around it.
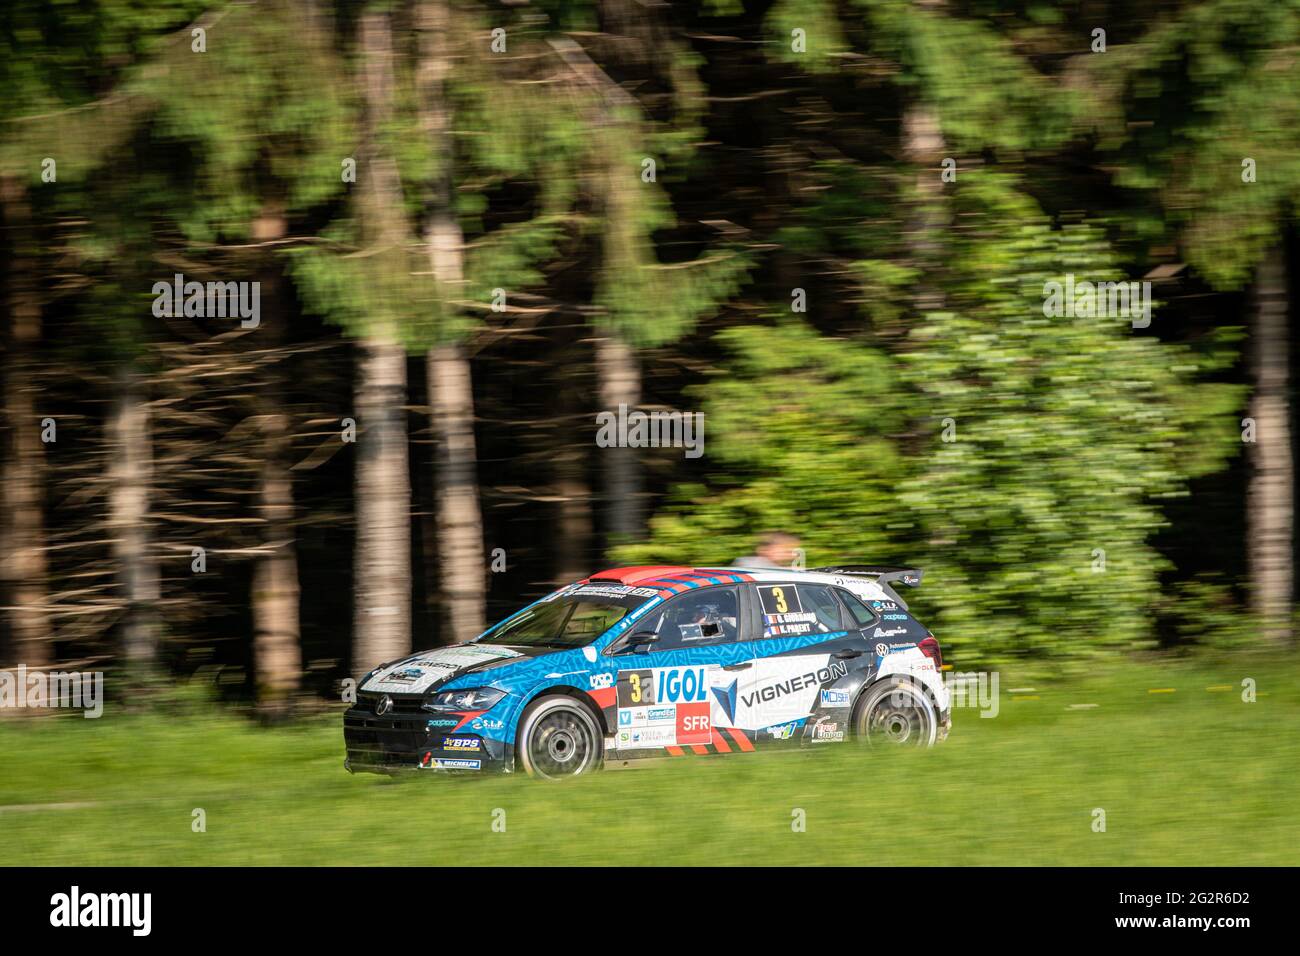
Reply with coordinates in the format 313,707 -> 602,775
607,585 -> 757,756
738,582 -> 867,746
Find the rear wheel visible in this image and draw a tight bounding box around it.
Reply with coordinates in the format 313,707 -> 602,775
516,696 -> 602,779
852,678 -> 937,747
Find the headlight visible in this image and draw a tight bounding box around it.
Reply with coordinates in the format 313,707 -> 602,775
423,687 -> 507,711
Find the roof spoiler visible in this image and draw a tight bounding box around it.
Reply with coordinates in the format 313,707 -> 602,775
809,565 -> 923,609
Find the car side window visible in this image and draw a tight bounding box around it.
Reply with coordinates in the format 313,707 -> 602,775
836,589 -> 879,628
754,583 -> 843,637
800,584 -> 846,631
640,587 -> 741,652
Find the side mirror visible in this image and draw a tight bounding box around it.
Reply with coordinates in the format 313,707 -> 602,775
608,630 -> 659,655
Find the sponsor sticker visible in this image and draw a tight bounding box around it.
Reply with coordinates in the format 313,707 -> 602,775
618,705 -> 676,728
811,718 -> 843,742
617,725 -> 677,750
420,754 -> 482,770
571,584 -> 660,600
741,660 -> 848,708
820,688 -> 851,707
766,721 -> 799,740
441,736 -> 481,752
655,667 -> 709,704
676,702 -> 712,745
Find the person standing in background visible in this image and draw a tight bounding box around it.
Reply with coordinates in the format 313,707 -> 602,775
732,531 -> 802,569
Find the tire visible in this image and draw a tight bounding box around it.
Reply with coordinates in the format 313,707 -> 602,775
516,695 -> 603,780
852,678 -> 938,748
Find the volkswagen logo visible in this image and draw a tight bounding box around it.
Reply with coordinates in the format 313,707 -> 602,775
375,694 -> 393,717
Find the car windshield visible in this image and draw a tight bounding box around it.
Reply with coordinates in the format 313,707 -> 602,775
476,591 -> 646,648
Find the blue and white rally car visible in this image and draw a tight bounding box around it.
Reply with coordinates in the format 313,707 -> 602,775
344,565 -> 950,779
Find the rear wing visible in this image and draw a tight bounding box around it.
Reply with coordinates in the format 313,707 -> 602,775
809,565 -> 923,609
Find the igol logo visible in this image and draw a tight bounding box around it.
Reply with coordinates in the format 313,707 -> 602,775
653,667 -> 708,703
741,662 -> 848,708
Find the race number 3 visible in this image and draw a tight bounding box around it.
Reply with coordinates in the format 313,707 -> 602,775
617,669 -> 655,707
758,585 -> 803,616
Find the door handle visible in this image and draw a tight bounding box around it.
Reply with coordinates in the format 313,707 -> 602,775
723,662 -> 752,671
834,649 -> 863,660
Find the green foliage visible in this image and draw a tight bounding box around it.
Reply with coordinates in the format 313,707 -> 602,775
623,174 -> 1245,667
764,0 -> 851,73
289,222 -> 435,348
618,319 -> 910,563
1106,0 -> 1300,287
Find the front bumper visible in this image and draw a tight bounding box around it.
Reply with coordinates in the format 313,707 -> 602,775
343,693 -> 513,774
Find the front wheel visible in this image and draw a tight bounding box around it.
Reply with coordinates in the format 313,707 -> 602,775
852,678 -> 937,747
516,696 -> 603,779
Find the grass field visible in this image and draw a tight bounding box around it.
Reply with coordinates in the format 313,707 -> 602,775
3,653 -> 1298,866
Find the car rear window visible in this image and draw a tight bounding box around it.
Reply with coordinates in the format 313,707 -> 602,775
836,589 -> 879,628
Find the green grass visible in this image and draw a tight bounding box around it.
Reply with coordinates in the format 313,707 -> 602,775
2,654 -> 1298,865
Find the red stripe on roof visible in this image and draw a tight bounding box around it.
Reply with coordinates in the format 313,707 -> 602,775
587,566 -> 694,585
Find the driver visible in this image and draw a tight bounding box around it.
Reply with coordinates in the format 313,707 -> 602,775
674,600 -> 737,641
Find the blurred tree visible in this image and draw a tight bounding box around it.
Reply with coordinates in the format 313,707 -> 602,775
0,175 -> 53,671
552,14 -> 749,552
1099,0 -> 1300,644
620,2 -> 1241,666
623,178 -> 1241,666
416,0 -> 486,643
0,0 -> 205,674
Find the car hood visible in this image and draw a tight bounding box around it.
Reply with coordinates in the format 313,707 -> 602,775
360,643 -> 529,695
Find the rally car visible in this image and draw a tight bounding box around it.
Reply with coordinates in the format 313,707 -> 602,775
343,565 -> 950,779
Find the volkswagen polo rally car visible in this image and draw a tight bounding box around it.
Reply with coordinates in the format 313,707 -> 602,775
343,565 -> 949,779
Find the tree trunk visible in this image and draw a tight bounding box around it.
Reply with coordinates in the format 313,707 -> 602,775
904,0 -> 948,317
108,370 -> 160,680
0,176 -> 52,670
250,206 -> 302,714
597,333 -> 642,546
252,405 -> 302,713
554,465 -> 595,583
1247,245 -> 1293,645
352,9 -> 413,675
554,344 -> 594,582
352,341 -> 412,673
902,103 -> 945,315
418,0 -> 487,643
427,345 -> 486,642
